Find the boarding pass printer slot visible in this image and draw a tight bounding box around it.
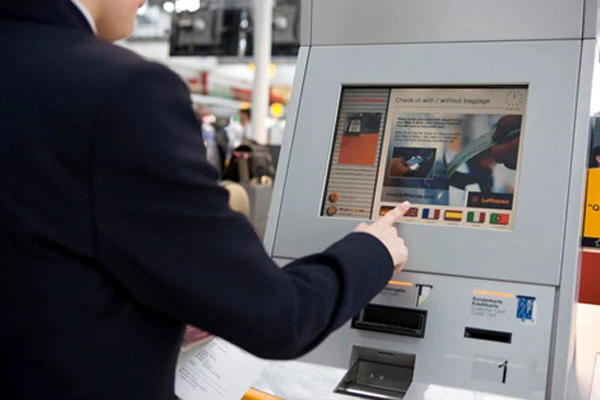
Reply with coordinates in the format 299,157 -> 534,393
352,304 -> 427,338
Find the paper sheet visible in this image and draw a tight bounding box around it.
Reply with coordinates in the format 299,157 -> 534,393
419,383 -> 526,400
591,353 -> 600,400
176,337 -> 269,400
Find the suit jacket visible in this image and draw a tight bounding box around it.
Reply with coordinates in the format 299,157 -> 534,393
0,1 -> 394,398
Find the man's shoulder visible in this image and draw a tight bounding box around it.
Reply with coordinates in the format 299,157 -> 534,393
84,38 -> 148,68
4,19 -> 183,97
62,35 -> 188,103
4,19 -> 155,77
77,37 -> 175,81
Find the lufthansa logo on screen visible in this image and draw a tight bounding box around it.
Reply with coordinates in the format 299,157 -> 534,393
589,203 -> 600,212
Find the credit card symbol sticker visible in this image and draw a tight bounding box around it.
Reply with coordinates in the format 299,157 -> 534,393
422,209 -> 440,220
467,211 -> 486,223
490,213 -> 510,225
445,210 -> 463,221
516,296 -> 535,324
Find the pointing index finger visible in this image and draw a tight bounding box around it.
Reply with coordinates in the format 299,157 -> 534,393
380,201 -> 411,226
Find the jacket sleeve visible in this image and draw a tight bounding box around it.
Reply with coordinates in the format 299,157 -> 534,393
92,61 -> 394,359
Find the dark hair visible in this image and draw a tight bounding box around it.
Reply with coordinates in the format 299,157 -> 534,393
593,146 -> 600,158
239,108 -> 251,120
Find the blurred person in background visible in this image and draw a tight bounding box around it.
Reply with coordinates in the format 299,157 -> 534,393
194,104 -> 221,173
239,106 -> 254,142
590,146 -> 600,168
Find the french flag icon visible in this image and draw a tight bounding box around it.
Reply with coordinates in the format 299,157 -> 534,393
422,208 -> 440,220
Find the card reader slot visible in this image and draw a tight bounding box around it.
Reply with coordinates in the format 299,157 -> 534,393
352,304 -> 427,338
464,327 -> 512,344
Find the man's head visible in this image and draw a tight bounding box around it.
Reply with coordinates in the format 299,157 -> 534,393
239,108 -> 251,126
193,104 -> 211,123
79,0 -> 146,41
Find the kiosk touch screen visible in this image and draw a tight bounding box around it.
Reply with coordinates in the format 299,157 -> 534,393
321,86 -> 528,231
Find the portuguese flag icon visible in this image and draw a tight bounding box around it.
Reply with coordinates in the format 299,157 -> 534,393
490,213 -> 510,225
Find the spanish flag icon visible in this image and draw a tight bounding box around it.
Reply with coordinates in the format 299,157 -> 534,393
490,213 -> 510,225
444,210 -> 463,221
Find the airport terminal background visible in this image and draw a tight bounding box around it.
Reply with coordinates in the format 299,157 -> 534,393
106,0 -> 598,398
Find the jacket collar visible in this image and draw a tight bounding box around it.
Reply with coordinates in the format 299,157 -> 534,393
0,0 -> 94,35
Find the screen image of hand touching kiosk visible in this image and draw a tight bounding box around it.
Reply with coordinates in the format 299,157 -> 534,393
372,87 -> 527,230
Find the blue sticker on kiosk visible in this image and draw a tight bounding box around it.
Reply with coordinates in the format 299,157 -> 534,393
516,296 -> 535,323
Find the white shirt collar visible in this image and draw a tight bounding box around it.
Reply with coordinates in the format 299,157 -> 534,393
70,0 -> 97,34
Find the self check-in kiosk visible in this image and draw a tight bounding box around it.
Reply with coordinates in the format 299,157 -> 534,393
264,1 -> 599,399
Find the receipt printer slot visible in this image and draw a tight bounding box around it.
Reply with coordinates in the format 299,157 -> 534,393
353,304 -> 427,338
335,346 -> 415,400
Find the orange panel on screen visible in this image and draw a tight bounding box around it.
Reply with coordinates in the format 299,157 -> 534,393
338,134 -> 379,165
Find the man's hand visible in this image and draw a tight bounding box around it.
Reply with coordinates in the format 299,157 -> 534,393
390,157 -> 411,177
489,115 -> 522,170
354,202 -> 410,273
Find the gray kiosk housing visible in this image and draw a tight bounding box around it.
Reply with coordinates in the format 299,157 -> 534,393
264,1 -> 599,399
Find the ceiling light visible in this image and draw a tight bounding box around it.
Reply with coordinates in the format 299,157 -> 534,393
175,0 -> 201,13
162,1 -> 175,13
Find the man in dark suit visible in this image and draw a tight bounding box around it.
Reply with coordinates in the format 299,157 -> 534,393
0,1 -> 410,398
